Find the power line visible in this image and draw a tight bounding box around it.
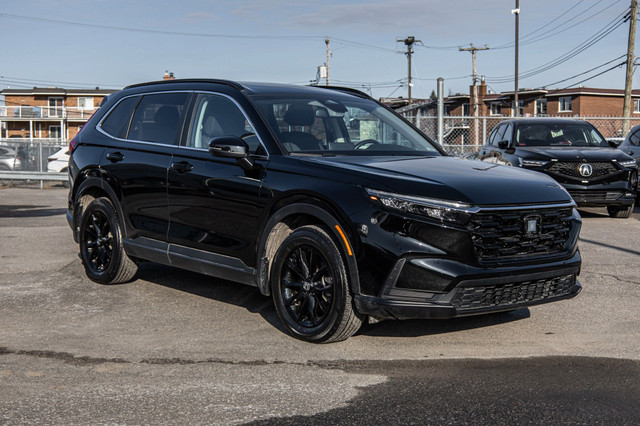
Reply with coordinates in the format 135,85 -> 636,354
486,7 -> 628,83
537,55 -> 627,88
492,0 -> 611,49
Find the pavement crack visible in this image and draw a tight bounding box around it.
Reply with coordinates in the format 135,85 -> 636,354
0,347 -> 315,368
0,347 -> 130,366
583,271 -> 637,285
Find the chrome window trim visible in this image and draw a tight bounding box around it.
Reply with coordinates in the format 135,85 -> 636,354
96,89 -> 269,158
96,90 -> 191,147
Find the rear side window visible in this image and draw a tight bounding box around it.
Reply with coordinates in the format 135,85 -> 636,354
100,96 -> 139,138
128,93 -> 190,145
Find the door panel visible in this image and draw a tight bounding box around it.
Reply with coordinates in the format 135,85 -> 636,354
100,140 -> 173,242
167,92 -> 268,267
167,149 -> 266,266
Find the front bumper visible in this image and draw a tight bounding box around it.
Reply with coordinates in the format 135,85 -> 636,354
354,252 -> 582,320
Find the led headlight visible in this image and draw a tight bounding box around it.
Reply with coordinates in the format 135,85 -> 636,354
365,188 -> 477,225
619,160 -> 637,168
520,159 -> 549,167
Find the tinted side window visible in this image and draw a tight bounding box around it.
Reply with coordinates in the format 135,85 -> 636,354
100,96 -> 139,138
128,93 -> 189,145
502,123 -> 513,145
629,130 -> 640,146
489,124 -> 506,146
186,94 -> 261,153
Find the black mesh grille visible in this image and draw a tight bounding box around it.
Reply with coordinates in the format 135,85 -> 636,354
568,190 -> 623,203
451,274 -> 575,311
548,161 -> 617,179
468,207 -> 574,262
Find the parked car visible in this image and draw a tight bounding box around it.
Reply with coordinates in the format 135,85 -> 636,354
479,118 -> 637,218
0,146 -> 22,171
619,124 -> 640,166
47,147 -> 70,173
67,80 -> 582,342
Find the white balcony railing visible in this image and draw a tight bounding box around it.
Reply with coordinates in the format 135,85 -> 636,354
0,106 -> 98,120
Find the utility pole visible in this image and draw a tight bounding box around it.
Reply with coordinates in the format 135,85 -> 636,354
325,37 -> 331,86
512,0 -> 520,117
459,44 -> 489,145
397,36 -> 421,102
623,0 -> 637,135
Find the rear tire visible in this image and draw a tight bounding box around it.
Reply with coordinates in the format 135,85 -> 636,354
79,197 -> 137,284
270,225 -> 363,343
607,205 -> 633,219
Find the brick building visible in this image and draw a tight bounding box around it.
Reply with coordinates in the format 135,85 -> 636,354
439,82 -> 640,118
0,87 -> 117,140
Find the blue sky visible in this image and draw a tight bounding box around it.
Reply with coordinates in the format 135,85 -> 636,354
0,0 -> 636,99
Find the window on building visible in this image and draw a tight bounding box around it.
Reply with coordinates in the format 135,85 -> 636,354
49,125 -> 61,139
490,102 -> 501,116
558,96 -> 572,112
48,97 -> 64,118
535,99 -> 547,116
78,97 -> 94,110
462,103 -> 470,116
513,100 -> 524,117
633,99 -> 640,113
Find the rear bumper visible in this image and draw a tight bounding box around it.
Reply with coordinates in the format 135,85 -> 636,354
354,253 -> 582,320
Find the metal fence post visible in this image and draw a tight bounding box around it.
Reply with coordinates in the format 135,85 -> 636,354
437,77 -> 444,145
482,118 -> 487,146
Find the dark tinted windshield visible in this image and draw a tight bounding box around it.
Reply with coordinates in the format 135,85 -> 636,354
516,122 -> 608,148
252,94 -> 441,156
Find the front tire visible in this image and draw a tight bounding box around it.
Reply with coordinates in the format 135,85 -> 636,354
607,205 -> 633,219
79,197 -> 137,284
271,225 -> 363,343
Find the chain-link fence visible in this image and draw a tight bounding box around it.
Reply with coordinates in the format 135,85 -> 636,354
0,139 -> 67,172
405,115 -> 640,157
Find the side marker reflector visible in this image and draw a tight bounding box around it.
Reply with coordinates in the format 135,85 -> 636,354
334,225 -> 353,256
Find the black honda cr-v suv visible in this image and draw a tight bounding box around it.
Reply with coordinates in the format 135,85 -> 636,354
67,79 -> 582,342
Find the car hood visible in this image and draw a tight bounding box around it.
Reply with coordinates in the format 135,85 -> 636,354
301,155 -> 572,206
517,147 -> 631,162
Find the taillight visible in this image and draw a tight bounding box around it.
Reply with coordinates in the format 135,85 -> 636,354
69,135 -> 79,155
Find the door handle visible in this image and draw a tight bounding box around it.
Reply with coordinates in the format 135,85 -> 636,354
106,152 -> 124,162
170,161 -> 193,174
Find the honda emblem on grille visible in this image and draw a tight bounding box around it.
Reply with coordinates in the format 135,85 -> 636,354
579,163 -> 593,177
524,215 -> 542,236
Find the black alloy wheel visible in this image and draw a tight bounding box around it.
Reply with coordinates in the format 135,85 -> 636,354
79,197 -> 137,284
271,225 -> 362,343
84,209 -> 113,273
281,244 -> 335,328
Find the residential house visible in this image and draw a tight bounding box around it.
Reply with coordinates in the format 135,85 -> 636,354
0,87 -> 117,141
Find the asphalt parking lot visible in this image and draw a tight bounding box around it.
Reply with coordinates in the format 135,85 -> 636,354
1,187 -> 639,424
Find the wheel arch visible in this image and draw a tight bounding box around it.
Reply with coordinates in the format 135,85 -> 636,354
71,173 -> 125,243
256,200 -> 361,297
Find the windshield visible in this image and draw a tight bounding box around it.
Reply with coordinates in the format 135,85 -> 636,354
516,122 -> 609,148
251,94 -> 441,156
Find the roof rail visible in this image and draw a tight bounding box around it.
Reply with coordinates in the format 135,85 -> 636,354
124,78 -> 244,91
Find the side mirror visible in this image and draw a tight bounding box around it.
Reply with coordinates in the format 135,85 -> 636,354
497,140 -> 510,149
209,136 -> 254,170
608,139 -> 622,148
